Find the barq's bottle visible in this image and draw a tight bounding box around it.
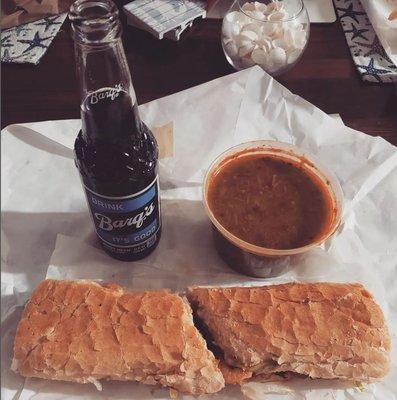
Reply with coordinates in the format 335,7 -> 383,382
70,0 -> 161,261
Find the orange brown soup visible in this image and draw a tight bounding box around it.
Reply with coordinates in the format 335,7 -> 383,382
207,153 -> 333,250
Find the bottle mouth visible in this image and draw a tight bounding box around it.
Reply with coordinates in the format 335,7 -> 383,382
69,0 -> 121,44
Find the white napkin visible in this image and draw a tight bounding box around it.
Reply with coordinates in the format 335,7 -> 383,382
1,14 -> 67,65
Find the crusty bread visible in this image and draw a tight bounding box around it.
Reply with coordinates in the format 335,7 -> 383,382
13,280 -> 225,395
389,9 -> 397,20
219,361 -> 253,385
187,283 -> 390,383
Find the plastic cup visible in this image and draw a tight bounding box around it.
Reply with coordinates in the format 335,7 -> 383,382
203,140 -> 343,278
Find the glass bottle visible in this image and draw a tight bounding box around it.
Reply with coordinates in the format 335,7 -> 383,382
70,0 -> 161,261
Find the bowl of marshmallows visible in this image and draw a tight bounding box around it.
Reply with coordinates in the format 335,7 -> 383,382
222,0 -> 310,75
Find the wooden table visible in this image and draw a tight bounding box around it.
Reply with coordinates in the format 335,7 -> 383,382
2,13 -> 397,145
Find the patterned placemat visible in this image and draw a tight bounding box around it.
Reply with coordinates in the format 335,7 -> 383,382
334,0 -> 397,83
123,0 -> 206,39
1,13 -> 67,65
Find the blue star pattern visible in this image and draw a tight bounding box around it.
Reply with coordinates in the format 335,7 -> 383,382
1,13 -> 67,65
3,23 -> 31,37
35,16 -> 63,32
2,49 -> 14,62
15,24 -> 31,36
336,4 -> 366,24
334,0 -> 397,83
356,58 -> 390,82
1,35 -> 13,48
344,24 -> 369,41
18,32 -> 52,53
2,48 -> 25,63
356,36 -> 396,65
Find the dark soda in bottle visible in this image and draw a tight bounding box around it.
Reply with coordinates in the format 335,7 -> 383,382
70,0 -> 161,261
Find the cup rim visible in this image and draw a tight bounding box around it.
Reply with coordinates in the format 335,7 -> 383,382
203,140 -> 343,257
237,0 -> 306,23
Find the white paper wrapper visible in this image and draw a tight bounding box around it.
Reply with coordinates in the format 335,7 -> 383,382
360,0 -> 397,65
1,66 -> 397,400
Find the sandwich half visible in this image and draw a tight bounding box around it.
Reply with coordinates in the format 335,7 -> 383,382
13,279 -> 225,395
187,283 -> 390,384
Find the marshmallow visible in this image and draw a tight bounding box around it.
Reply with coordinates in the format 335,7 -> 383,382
240,29 -> 259,41
243,23 -> 262,36
222,1 -> 308,74
224,41 -> 239,59
240,57 -> 256,68
238,41 -> 256,57
251,47 -> 268,65
242,2 -> 256,12
266,2 -> 284,14
226,10 -> 251,26
223,20 -> 241,38
256,37 -> 272,52
246,10 -> 267,20
225,11 -> 240,23
268,11 -> 287,21
293,29 -> 307,48
262,22 -> 278,37
287,48 -> 302,65
273,37 -> 291,51
255,2 -> 268,13
269,47 -> 287,65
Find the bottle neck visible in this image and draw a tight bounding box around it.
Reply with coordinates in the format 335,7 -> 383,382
70,0 -> 142,144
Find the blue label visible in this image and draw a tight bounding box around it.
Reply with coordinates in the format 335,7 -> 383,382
97,218 -> 158,247
84,177 -> 161,252
87,185 -> 156,214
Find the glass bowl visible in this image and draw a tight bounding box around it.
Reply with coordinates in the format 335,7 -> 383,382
203,141 -> 343,278
221,0 -> 310,76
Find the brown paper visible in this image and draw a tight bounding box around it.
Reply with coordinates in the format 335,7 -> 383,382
1,0 -> 73,29
152,122 -> 174,159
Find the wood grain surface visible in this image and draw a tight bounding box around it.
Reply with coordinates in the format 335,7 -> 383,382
2,9 -> 397,145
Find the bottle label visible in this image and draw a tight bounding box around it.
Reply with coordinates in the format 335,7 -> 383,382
83,177 -> 161,255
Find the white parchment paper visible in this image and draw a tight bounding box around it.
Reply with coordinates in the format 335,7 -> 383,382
1,66 -> 397,400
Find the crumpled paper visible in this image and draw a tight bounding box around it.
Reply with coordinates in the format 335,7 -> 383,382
1,66 -> 397,400
360,0 -> 397,65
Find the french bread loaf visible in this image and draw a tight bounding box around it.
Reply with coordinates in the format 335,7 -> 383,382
187,283 -> 390,383
13,279 -> 225,395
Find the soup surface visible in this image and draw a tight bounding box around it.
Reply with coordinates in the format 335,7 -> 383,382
207,153 -> 333,249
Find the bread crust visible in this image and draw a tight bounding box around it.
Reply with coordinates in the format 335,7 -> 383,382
187,283 -> 390,383
218,361 -> 253,384
13,280 -> 225,395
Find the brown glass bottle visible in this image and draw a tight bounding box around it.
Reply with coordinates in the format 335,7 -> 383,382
70,0 -> 161,261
